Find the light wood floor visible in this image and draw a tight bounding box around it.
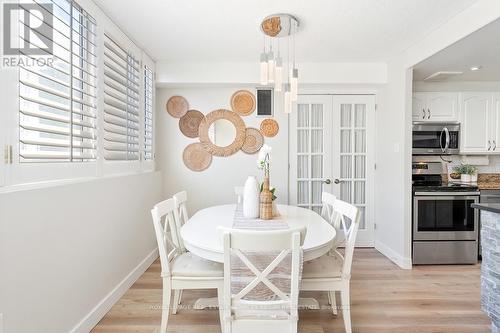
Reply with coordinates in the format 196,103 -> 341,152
91,249 -> 490,333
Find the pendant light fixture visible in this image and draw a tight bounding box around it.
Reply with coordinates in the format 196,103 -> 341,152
259,14 -> 299,113
267,43 -> 275,84
259,38 -> 268,85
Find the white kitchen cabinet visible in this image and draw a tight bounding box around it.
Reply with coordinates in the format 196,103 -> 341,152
412,92 -> 458,122
460,92 -> 492,154
490,93 -> 500,153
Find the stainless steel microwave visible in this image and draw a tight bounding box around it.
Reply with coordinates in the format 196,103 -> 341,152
412,122 -> 460,155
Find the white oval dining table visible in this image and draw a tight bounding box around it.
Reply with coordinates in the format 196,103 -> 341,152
180,204 -> 336,310
180,204 -> 336,263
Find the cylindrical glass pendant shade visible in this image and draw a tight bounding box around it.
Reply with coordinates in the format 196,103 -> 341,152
284,83 -> 291,114
260,52 -> 268,85
267,50 -> 275,83
290,68 -> 298,101
274,57 -> 283,92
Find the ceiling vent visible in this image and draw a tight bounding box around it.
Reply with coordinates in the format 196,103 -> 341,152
423,71 -> 463,82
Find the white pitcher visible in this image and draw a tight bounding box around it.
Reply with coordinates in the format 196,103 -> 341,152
243,176 -> 260,218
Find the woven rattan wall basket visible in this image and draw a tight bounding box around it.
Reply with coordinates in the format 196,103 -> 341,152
241,127 -> 264,154
166,96 -> 189,118
230,90 -> 256,116
260,118 -> 279,137
179,110 -> 205,138
198,109 -> 246,157
183,143 -> 212,172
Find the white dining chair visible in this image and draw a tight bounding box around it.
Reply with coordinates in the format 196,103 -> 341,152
319,191 -> 339,313
220,227 -> 306,333
301,199 -> 360,333
172,190 -> 189,313
234,186 -> 244,204
151,198 -> 224,333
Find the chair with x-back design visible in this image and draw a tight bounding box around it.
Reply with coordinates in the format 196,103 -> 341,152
220,227 -> 306,333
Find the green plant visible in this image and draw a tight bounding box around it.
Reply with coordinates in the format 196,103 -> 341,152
260,183 -> 277,201
453,164 -> 478,175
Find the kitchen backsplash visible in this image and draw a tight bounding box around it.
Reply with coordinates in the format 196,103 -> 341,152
412,155 -> 500,173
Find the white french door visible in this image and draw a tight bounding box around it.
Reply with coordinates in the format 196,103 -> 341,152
289,94 -> 375,246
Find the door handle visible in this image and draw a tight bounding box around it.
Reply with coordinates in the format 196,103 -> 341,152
334,179 -> 341,184
427,108 -> 431,119
323,179 -> 332,184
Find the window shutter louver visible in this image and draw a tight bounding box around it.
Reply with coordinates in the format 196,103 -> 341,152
19,0 -> 98,162
103,34 -> 140,161
144,66 -> 153,160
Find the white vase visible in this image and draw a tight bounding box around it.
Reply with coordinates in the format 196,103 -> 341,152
461,174 -> 471,183
243,176 -> 260,218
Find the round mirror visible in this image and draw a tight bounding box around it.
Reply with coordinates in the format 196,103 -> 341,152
209,119 -> 237,147
199,109 -> 246,157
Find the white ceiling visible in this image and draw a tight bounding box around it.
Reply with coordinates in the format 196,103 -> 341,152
93,0 -> 478,63
413,18 -> 500,81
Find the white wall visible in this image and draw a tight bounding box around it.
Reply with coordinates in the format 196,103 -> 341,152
374,0 -> 500,269
157,86 -> 289,214
156,62 -> 387,86
0,172 -> 162,333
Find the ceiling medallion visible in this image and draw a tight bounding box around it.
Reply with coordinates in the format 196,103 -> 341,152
259,14 -> 299,114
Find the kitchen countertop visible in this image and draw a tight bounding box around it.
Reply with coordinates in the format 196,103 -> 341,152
472,203 -> 500,214
478,173 -> 500,190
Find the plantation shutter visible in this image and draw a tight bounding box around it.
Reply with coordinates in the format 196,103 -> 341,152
103,33 -> 140,161
18,0 -> 98,162
144,65 -> 153,160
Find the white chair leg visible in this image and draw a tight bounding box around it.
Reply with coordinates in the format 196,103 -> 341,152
172,289 -> 181,314
329,291 -> 338,315
340,288 -> 352,333
160,278 -> 171,333
217,287 -> 225,333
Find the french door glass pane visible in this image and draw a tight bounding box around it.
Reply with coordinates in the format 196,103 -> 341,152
298,130 -> 309,153
340,182 -> 351,202
354,104 -> 366,127
341,155 -> 352,178
341,104 -> 351,127
311,130 -> 323,153
354,130 -> 366,153
298,181 -> 309,205
312,181 -> 323,204
298,155 -> 308,178
311,155 -> 323,178
298,104 -> 309,127
311,104 -> 323,126
354,155 -> 366,178
341,130 -> 351,153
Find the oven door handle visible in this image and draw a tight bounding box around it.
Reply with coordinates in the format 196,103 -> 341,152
414,192 -> 481,196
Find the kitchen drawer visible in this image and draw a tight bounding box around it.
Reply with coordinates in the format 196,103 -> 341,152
413,241 -> 478,265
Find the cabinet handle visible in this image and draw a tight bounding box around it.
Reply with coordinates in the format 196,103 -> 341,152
427,108 -> 431,119
422,108 -> 425,119
488,140 -> 492,151
494,140 -> 497,151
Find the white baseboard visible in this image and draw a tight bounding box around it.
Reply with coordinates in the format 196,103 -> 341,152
375,241 -> 412,269
69,248 -> 159,333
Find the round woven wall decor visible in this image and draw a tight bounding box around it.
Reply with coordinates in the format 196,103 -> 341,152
183,143 -> 212,172
198,109 -> 246,157
179,110 -> 205,138
230,90 -> 256,116
260,118 -> 279,137
166,96 -> 189,118
241,127 -> 264,154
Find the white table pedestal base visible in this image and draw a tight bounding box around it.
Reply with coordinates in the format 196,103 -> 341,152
193,297 -> 320,310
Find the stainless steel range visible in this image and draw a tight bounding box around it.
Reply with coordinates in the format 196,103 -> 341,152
412,162 -> 479,265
